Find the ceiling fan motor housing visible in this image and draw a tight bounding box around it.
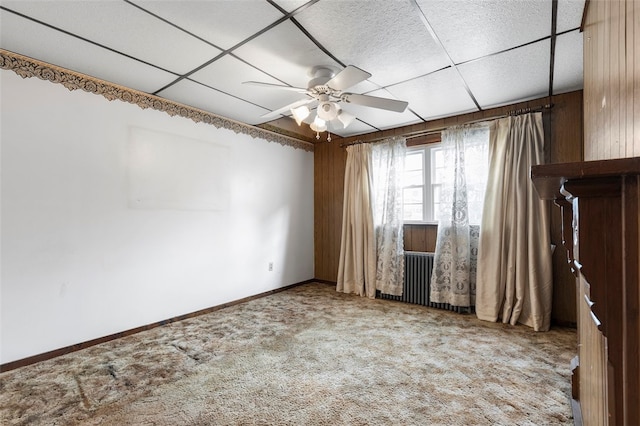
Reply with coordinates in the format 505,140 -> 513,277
318,100 -> 339,121
307,66 -> 335,89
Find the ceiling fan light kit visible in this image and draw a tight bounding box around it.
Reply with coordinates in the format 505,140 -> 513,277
245,65 -> 409,142
337,110 -> 356,128
310,115 -> 327,132
291,105 -> 310,125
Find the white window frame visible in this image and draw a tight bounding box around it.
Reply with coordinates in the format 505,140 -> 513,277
403,143 -> 442,225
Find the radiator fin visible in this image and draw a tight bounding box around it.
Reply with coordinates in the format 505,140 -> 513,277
377,251 -> 471,314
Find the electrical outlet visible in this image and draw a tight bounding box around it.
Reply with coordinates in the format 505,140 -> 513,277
268,262 -> 273,271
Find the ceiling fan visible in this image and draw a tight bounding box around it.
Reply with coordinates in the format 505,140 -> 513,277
244,65 -> 409,140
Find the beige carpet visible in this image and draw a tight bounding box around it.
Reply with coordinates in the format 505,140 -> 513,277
1,282 -> 576,425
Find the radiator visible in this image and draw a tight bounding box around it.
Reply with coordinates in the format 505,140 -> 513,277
377,251 -> 471,314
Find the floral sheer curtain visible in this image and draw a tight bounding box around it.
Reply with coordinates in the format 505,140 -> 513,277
337,137 -> 406,298
430,124 -> 489,308
371,137 -> 406,296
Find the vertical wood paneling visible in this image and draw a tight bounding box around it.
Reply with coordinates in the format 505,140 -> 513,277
579,276 -> 608,425
603,0 -> 611,160
627,0 -> 635,158
549,91 -> 583,325
584,0 -> 640,160
314,140 -> 346,282
634,0 -> 640,156
403,224 -> 438,253
584,9 -> 594,161
610,0 -> 621,158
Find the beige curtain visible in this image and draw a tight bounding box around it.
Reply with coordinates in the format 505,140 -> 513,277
475,113 -> 553,331
337,144 -> 377,298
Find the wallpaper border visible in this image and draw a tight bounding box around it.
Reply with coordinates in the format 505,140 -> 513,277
0,49 -> 314,152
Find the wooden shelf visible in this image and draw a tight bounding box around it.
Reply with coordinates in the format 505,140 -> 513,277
531,157 -> 640,200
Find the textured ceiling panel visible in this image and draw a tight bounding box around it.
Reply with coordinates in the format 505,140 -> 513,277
132,0 -> 284,50
339,89 -> 422,131
323,118 -> 377,138
233,20 -> 342,88
0,10 -> 177,93
458,39 -> 551,109
271,0 -> 314,13
557,0 -> 586,33
0,0 -> 584,141
386,68 -> 478,120
0,1 -> 220,75
190,55 -> 307,111
157,79 -> 270,125
294,1 -> 450,86
417,0 -> 552,64
553,30 -> 583,94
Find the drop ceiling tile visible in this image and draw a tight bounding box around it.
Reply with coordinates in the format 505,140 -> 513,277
553,30 -> 583,94
338,89 -> 421,131
328,119 -> 377,138
132,0 -> 284,50
233,20 -> 343,88
158,79 -> 270,125
294,1 -> 450,86
557,0 -> 586,33
0,1 -> 220,75
0,9 -> 177,93
386,68 -> 477,120
271,0 -> 313,13
189,55 -> 307,112
417,0 -> 552,64
458,40 -> 551,109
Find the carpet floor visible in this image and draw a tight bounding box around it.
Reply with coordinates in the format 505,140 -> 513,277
1,282 -> 576,425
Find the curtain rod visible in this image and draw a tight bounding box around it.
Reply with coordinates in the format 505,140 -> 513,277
340,103 -> 554,148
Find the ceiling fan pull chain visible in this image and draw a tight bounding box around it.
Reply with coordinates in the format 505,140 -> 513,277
327,132 -> 332,142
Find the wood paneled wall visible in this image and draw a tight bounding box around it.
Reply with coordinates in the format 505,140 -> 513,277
314,91 -> 583,324
583,0 -> 640,160
314,138 -> 347,282
404,224 -> 438,252
548,90 -> 584,324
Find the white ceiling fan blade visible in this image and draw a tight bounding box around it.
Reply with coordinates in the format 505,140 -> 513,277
341,93 -> 408,113
326,65 -> 371,91
243,81 -> 308,94
261,98 -> 315,118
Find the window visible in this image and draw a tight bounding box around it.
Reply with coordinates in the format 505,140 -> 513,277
402,143 -> 443,223
403,132 -> 490,225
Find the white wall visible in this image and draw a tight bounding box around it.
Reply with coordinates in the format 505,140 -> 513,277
0,70 -> 314,364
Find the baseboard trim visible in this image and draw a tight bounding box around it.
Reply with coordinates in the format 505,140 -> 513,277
0,279 -> 315,373
313,279 -> 336,285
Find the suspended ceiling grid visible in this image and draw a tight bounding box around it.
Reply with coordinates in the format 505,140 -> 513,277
0,0 -> 585,140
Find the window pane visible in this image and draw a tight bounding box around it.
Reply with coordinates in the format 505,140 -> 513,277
434,148 -> 444,164
403,204 -> 423,221
404,170 -> 423,186
405,151 -> 423,170
403,187 -> 423,204
432,184 -> 441,222
432,148 -> 446,184
432,203 -> 440,222
433,166 -> 446,184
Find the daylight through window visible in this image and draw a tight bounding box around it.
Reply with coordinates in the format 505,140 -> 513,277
402,143 -> 442,223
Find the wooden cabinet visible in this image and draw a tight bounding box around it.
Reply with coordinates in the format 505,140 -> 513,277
531,158 -> 639,426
